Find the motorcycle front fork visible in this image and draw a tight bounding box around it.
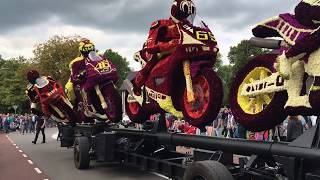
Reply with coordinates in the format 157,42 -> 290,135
183,60 -> 195,103
94,85 -> 108,110
81,85 -> 108,120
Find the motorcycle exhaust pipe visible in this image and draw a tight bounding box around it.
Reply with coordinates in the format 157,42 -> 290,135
249,37 -> 282,49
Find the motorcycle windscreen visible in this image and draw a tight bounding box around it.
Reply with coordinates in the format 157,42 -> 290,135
35,77 -> 49,88
186,14 -> 207,29
88,51 -> 103,61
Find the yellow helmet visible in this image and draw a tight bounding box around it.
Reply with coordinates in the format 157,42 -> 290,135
79,38 -> 95,56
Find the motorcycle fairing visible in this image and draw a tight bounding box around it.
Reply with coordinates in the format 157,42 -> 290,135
34,77 -> 64,104
84,55 -> 118,90
145,87 -> 183,118
253,13 -> 316,45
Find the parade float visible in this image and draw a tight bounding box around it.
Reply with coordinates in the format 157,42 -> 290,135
59,1 -> 320,180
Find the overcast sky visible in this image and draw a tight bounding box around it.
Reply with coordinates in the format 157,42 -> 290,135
0,0 -> 297,70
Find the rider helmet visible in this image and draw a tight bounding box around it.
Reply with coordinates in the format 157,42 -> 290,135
79,38 -> 95,57
27,70 -> 40,84
171,0 -> 196,23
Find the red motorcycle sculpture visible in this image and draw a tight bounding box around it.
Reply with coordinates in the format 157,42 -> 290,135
123,18 -> 222,128
27,76 -> 77,124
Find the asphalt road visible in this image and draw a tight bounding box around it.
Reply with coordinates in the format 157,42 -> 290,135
8,128 -> 165,180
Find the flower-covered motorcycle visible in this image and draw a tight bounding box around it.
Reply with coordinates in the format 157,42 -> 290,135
123,18 -> 223,128
230,12 -> 320,132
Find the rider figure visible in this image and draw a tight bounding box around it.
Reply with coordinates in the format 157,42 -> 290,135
277,0 -> 320,109
26,70 -> 62,121
133,0 -> 197,95
68,38 -> 108,119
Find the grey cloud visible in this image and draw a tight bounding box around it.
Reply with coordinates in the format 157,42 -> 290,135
0,0 -> 298,34
198,0 -> 296,31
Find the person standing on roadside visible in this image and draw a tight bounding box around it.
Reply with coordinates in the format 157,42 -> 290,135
3,115 -> 9,134
286,116 -> 303,142
32,113 -> 46,144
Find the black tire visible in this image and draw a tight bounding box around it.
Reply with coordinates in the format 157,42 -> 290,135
101,83 -> 122,123
74,136 -> 90,169
183,161 -> 233,180
229,54 -> 287,132
181,68 -> 223,128
124,91 -> 150,124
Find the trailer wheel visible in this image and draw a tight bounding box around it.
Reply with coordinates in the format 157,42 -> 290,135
183,161 -> 233,180
74,136 -> 90,169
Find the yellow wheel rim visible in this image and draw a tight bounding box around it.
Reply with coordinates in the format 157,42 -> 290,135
237,67 -> 274,115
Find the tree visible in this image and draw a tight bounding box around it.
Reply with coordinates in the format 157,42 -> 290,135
213,53 -> 232,105
228,40 -> 269,75
33,35 -> 81,86
213,40 -> 269,106
216,65 -> 233,106
104,49 -> 132,88
0,57 -> 31,113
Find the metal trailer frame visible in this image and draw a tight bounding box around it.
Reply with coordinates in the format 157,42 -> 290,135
64,115 -> 320,180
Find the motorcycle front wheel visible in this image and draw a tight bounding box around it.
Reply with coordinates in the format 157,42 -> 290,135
229,54 -> 287,132
181,68 -> 223,128
52,98 -> 78,126
100,83 -> 122,123
124,91 -> 150,124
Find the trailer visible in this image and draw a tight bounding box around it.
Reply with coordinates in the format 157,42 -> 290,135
60,115 -> 320,180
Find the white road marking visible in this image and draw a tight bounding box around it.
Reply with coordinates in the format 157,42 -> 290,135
22,154 -> 28,158
34,168 -> 42,174
151,172 -> 169,179
7,136 -> 13,143
28,160 -> 34,165
51,132 -> 58,140
19,150 -> 23,153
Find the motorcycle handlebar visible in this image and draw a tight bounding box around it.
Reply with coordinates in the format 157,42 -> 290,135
249,37 -> 282,49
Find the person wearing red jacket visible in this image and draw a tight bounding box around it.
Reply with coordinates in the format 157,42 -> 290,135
133,0 -> 196,95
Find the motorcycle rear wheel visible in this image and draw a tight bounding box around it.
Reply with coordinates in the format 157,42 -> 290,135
229,54 -> 287,132
181,68 -> 223,128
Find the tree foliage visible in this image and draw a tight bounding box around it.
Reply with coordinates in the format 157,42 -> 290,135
33,35 -> 81,86
104,49 -> 132,88
228,40 -> 269,75
215,40 -> 269,106
0,57 -> 31,113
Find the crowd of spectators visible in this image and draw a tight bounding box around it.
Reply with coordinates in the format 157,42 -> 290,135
160,107 -> 316,142
2,108 -> 315,144
0,113 -> 56,134
0,113 -> 35,134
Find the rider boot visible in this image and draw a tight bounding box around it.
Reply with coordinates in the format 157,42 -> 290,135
284,60 -> 312,114
133,57 -> 158,96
